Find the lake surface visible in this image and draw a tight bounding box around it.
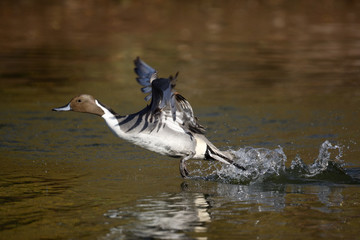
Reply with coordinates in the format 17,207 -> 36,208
1,0 -> 360,239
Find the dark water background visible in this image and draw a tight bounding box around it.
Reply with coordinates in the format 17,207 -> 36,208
1,0 -> 360,239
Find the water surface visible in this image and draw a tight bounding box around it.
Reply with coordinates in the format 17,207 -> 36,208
1,0 -> 360,239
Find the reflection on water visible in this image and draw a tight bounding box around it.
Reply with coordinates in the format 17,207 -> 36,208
104,192 -> 211,239
1,0 -> 360,239
184,181 -> 346,213
1,0 -> 360,95
101,180 -> 349,239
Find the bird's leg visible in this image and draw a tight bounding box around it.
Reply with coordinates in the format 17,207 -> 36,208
179,152 -> 195,178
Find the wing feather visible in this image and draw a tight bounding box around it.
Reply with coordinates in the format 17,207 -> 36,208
134,57 -> 158,101
174,93 -> 206,134
134,57 -> 205,133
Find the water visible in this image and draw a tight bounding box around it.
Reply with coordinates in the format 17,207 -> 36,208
1,0 -> 360,239
184,140 -> 359,186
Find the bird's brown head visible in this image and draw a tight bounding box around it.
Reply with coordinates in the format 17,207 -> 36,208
52,94 -> 105,116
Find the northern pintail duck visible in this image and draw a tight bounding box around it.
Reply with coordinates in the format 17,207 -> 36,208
53,57 -> 245,178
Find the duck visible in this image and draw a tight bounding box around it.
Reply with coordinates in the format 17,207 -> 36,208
52,57 -> 245,178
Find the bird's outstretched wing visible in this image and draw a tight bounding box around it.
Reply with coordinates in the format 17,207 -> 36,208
134,57 -> 177,120
134,57 -> 158,102
134,57 -> 205,134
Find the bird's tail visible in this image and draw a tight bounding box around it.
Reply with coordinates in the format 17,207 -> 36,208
202,137 -> 246,171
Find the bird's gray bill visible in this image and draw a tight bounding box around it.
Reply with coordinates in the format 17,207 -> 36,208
52,103 -> 71,112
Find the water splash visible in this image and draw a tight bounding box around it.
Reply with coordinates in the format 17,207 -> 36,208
287,141 -> 354,183
190,140 -> 358,185
216,146 -> 287,184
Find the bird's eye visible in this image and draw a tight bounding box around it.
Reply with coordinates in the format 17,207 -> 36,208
77,99 -> 82,103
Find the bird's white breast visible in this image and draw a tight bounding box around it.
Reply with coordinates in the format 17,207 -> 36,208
96,101 -> 197,157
